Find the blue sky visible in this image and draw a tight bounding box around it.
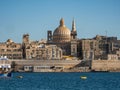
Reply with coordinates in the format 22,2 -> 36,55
0,0 -> 120,43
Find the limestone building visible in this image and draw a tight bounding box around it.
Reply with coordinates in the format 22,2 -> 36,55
47,18 -> 77,56
0,39 -> 23,59
78,39 -> 96,60
79,35 -> 120,60
22,34 -> 62,60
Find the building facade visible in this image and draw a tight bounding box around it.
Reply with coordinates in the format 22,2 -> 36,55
22,34 -> 62,60
79,35 -> 120,60
0,39 -> 23,59
78,39 -> 96,60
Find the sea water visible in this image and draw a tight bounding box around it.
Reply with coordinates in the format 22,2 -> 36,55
0,72 -> 120,90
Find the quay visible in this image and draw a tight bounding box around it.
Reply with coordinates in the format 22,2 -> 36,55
9,59 -> 83,72
1,59 -> 120,72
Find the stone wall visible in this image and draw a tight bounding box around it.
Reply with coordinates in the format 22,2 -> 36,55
9,59 -> 81,72
91,60 -> 120,71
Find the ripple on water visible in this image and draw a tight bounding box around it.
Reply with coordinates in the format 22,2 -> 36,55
0,72 -> 120,90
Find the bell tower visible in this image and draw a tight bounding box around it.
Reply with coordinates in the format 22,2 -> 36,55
47,30 -> 52,43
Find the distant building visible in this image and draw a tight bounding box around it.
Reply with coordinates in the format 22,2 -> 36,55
0,39 -> 23,59
78,39 -> 96,60
93,35 -> 120,60
22,34 -> 62,60
94,35 -> 109,59
77,35 -> 120,60
35,45 -> 62,60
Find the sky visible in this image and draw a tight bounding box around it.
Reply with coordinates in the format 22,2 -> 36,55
0,0 -> 120,43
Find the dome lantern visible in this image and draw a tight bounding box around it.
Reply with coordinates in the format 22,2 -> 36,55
60,18 -> 65,27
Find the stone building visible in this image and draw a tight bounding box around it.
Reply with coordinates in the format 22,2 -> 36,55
93,35 -> 108,59
47,18 -> 77,56
107,37 -> 120,59
32,44 -> 62,60
93,35 -> 120,60
78,35 -> 120,60
22,34 -> 62,60
107,54 -> 118,60
0,39 -> 23,59
78,39 -> 96,60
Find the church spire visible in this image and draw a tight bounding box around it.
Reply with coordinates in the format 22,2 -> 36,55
72,18 -> 76,31
71,18 -> 77,40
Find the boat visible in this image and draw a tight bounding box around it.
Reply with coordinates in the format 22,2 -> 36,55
0,56 -> 12,78
80,76 -> 87,79
0,72 -> 12,77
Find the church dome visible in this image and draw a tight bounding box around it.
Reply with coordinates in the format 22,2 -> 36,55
53,18 -> 71,43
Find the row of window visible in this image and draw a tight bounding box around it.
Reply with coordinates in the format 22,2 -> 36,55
0,49 -> 22,52
0,54 -> 22,57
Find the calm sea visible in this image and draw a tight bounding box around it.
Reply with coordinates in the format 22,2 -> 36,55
0,72 -> 120,90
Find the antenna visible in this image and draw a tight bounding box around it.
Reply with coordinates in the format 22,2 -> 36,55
105,30 -> 108,43
105,30 -> 108,54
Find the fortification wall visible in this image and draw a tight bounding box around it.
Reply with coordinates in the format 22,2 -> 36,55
92,60 -> 120,71
9,59 -> 81,71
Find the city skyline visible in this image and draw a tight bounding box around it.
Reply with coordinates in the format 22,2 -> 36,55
0,0 -> 120,43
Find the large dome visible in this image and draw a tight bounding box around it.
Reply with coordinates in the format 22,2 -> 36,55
53,18 -> 71,43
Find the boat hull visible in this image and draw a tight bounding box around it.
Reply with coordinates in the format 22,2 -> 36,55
0,72 -> 12,77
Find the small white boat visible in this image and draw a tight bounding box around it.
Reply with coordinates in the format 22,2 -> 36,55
80,76 -> 87,79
